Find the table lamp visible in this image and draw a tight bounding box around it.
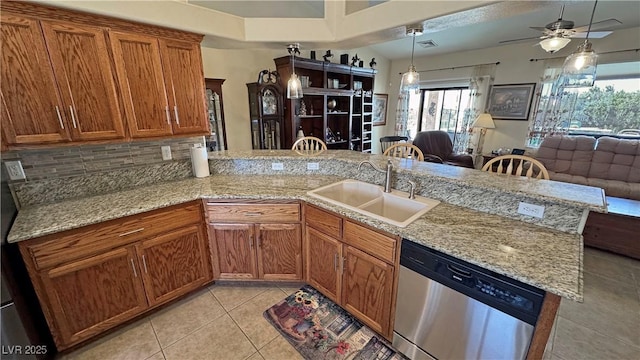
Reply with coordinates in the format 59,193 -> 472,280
472,113 -> 495,155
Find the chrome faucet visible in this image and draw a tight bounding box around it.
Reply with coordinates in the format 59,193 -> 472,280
358,160 -> 393,193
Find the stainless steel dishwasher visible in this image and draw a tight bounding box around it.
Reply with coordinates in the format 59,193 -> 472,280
393,240 -> 546,360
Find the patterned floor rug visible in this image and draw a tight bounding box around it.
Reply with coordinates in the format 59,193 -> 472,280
264,284 -> 407,360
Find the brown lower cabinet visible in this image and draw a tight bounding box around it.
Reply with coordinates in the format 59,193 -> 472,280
18,201 -> 212,350
206,201 -> 303,281
305,204 -> 399,339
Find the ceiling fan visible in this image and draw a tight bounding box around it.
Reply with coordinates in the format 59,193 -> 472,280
500,4 -> 622,53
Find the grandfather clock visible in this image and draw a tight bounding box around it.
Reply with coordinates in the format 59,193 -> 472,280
247,70 -> 285,149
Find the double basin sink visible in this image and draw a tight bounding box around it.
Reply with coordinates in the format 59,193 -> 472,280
307,179 -> 440,227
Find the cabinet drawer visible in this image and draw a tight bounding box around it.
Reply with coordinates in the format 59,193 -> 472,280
25,202 -> 202,270
305,205 -> 342,239
205,203 -> 300,223
343,221 -> 397,264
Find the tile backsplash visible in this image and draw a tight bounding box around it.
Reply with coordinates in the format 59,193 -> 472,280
2,137 -> 204,181
2,137 -> 205,208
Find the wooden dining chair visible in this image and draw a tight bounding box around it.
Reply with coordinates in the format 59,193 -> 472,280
291,136 -> 327,155
383,143 -> 425,161
481,155 -> 550,180
380,136 -> 409,153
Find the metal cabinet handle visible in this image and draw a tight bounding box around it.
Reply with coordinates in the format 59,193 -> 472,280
174,106 -> 180,125
55,106 -> 64,129
249,236 -> 253,250
142,255 -> 148,274
342,257 -> 346,274
244,212 -> 262,217
256,234 -> 261,248
334,254 -> 338,272
69,106 -> 77,129
165,106 -> 171,125
119,228 -> 145,237
130,258 -> 137,277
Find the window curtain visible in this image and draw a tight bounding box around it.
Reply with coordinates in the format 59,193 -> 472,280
526,58 -> 577,147
453,64 -> 496,153
395,90 -> 411,137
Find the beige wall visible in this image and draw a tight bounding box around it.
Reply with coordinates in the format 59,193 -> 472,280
201,46 -> 391,151
386,26 -> 640,154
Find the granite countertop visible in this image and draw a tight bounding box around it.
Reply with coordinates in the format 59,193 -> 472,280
8,174 -> 583,301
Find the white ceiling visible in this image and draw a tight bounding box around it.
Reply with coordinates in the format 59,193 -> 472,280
369,0 -> 640,59
36,1 -> 640,59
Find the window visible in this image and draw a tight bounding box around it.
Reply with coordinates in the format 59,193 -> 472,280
529,61 -> 640,146
407,88 -> 471,143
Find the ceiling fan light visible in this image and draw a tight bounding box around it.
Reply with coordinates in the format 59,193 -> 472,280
539,36 -> 571,53
560,41 -> 598,88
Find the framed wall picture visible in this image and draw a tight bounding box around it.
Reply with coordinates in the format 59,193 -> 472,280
487,83 -> 535,120
373,93 -> 388,126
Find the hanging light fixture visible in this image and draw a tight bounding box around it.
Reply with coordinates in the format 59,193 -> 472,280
400,24 -> 423,94
560,0 -> 599,88
287,43 -> 303,99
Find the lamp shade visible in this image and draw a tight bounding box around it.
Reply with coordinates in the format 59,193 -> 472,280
287,73 -> 303,99
400,65 -> 420,93
560,41 -> 598,88
539,36 -> 571,53
472,113 -> 495,129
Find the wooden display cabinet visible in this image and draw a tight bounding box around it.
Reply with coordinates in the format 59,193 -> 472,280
274,56 -> 376,151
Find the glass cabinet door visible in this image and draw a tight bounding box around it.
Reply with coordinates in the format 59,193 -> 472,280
205,79 -> 227,151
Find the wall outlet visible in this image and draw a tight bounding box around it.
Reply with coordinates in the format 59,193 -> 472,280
307,162 -> 320,170
271,162 -> 284,170
517,202 -> 545,218
161,146 -> 172,161
5,160 -> 26,180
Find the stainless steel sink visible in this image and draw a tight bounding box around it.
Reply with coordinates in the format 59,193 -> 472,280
307,180 -> 440,227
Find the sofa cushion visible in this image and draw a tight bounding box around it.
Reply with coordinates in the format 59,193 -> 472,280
548,171 -> 590,187
536,135 -> 596,177
588,137 -> 640,183
586,178 -> 640,200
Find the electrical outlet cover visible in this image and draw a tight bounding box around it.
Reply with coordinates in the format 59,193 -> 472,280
5,160 -> 26,180
161,146 -> 172,161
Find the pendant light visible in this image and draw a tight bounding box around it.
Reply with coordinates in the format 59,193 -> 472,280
560,0 -> 599,88
400,24 -> 423,94
287,43 -> 303,99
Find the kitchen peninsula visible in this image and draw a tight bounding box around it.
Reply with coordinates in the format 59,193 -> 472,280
7,150 -> 606,355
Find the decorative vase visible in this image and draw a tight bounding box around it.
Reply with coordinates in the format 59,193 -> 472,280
327,99 -> 337,111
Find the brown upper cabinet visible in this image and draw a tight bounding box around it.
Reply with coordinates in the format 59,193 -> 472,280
0,14 -> 125,145
0,2 -> 208,148
110,33 -> 208,138
1,14 -> 71,145
41,20 -> 125,141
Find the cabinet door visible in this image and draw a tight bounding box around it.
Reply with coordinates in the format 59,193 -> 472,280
39,246 -> 147,346
0,14 -> 70,145
341,245 -> 394,337
41,21 -> 125,141
159,39 -> 208,135
209,223 -> 257,279
110,32 -> 173,138
256,223 -> 302,280
136,225 -> 211,306
305,227 -> 342,303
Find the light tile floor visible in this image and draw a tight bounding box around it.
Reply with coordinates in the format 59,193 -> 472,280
58,248 -> 640,360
